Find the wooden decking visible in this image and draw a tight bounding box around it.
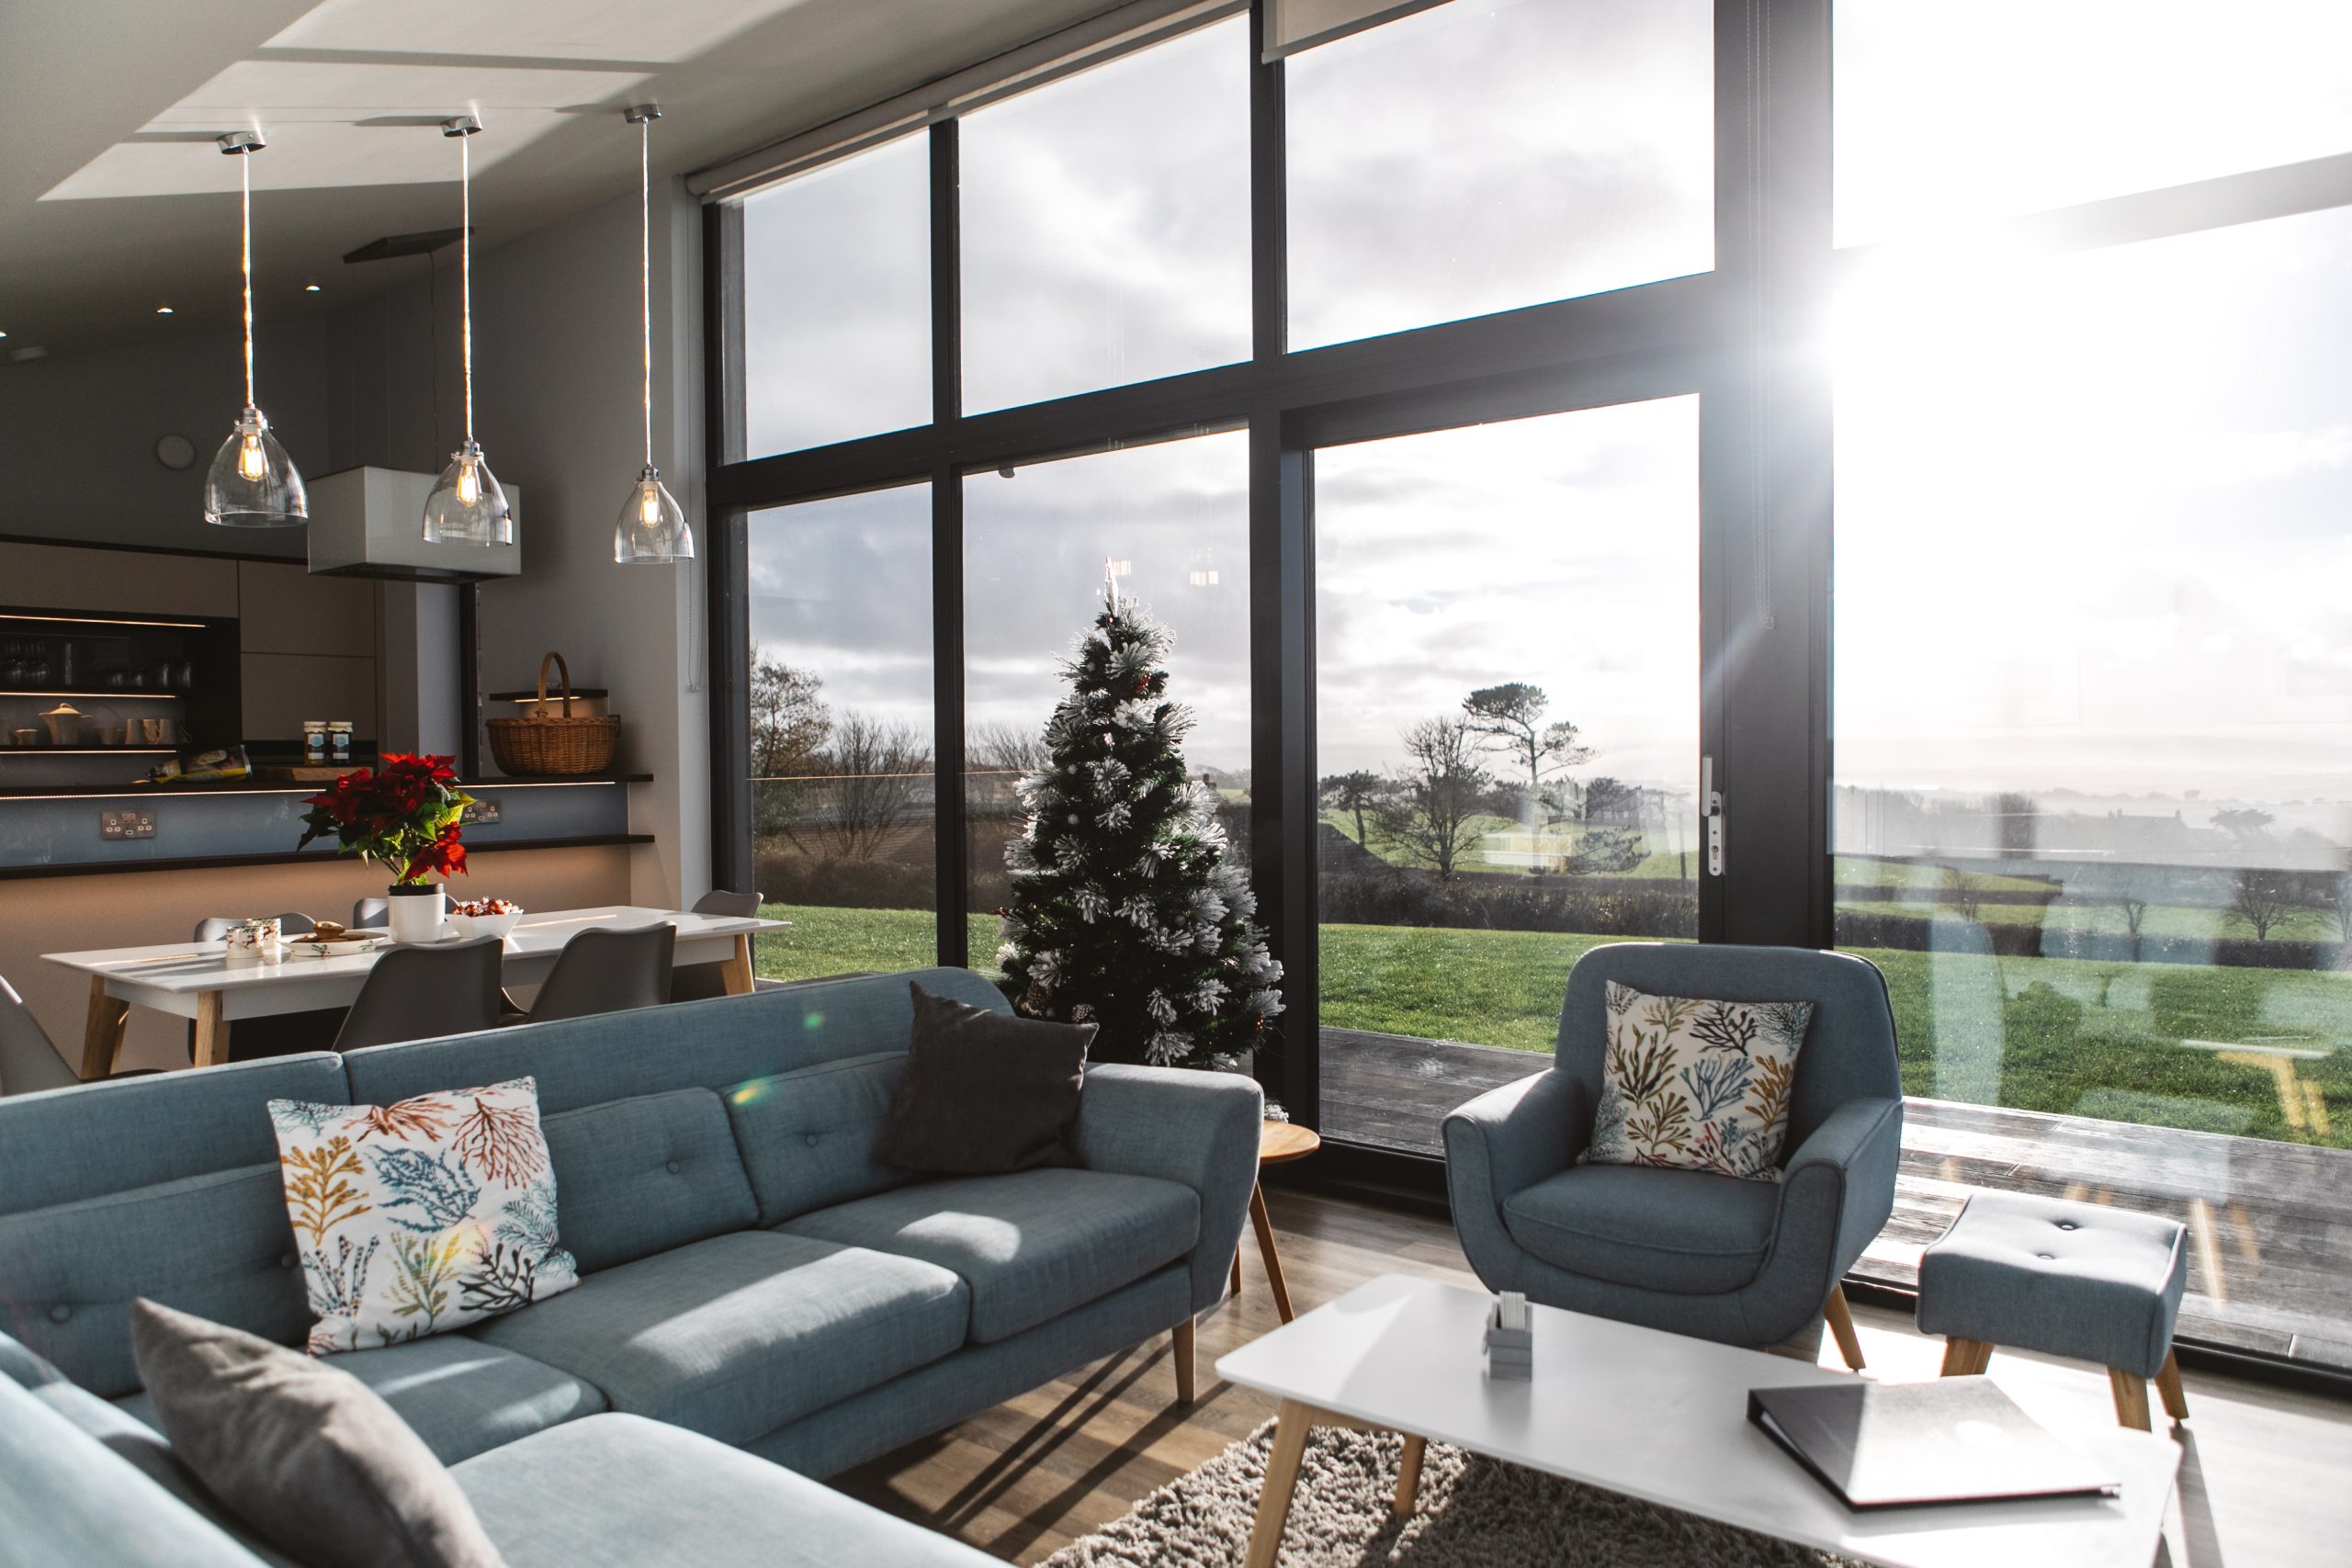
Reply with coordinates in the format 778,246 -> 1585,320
1320,1027 -> 2352,1368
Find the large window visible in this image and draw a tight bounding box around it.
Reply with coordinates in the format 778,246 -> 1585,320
960,14 -> 1251,412
711,1 -> 2352,1381
744,486 -> 936,980
962,434 -> 1252,956
742,133 -> 931,456
1833,8 -> 2352,1367
1285,0 -> 1713,350
1316,399 -> 1702,1151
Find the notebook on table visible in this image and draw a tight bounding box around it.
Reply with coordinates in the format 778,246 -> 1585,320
1747,1379 -> 2121,1510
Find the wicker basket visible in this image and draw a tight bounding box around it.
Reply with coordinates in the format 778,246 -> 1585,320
486,652 -> 618,776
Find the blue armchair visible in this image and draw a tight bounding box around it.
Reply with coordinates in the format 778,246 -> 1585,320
1442,942 -> 1902,1366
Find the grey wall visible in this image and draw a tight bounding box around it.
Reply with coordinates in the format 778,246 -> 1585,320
0,317 -> 331,558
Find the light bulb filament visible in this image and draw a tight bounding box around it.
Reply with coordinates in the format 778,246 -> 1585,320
639,481 -> 662,526
456,457 -> 481,509
237,434 -> 267,483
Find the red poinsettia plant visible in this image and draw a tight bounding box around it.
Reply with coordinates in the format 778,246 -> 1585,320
297,753 -> 476,886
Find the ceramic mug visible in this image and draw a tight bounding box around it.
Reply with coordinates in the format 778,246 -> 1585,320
143,718 -> 170,745
222,918 -> 282,968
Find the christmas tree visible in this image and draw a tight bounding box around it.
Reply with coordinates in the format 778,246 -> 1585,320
994,574 -> 1283,1069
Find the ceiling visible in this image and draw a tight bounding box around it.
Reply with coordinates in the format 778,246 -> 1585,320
0,0 -> 1119,359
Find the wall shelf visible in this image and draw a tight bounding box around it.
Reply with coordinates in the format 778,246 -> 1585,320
0,834 -> 656,882
0,690 -> 187,700
0,749 -> 176,756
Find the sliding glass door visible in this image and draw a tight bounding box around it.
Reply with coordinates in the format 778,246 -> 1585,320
1313,398 -> 1703,1150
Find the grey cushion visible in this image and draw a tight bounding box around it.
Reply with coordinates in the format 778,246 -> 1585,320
1502,1165 -> 1781,1294
776,1168 -> 1199,1343
128,1299 -> 505,1568
0,1371 -> 277,1568
1917,1189 -> 2188,1376
724,1052 -> 920,1224
454,1413 -> 998,1568
873,983 -> 1092,1175
467,1230 -> 968,1445
540,1089 -> 758,1273
122,1333 -> 605,1468
0,1164 -> 310,1397
5,1330 -> 299,1566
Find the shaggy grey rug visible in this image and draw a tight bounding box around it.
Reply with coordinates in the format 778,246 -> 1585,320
1042,1422 -> 1855,1567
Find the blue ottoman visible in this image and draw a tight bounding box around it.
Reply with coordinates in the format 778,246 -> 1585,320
1917,1189 -> 2189,1430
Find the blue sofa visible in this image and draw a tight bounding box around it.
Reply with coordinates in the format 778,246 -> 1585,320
0,967 -> 1263,1564
1442,942 -> 1903,1351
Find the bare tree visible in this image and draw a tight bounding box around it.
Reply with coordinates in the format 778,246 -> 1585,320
1461,683 -> 1594,823
1319,770 -> 1386,847
748,654 -> 830,781
1375,716 -> 1493,880
2077,864 -> 2152,943
1990,792 -> 2038,859
967,720 -> 1046,778
2329,871 -> 2352,946
1942,864 -> 1986,923
2228,868 -> 2297,942
827,714 -> 933,862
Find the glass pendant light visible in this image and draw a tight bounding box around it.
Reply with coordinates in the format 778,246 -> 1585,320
203,130 -> 306,528
422,115 -> 513,547
614,105 -> 693,565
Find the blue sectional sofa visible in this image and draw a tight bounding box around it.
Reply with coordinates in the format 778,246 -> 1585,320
0,966 -> 1263,1564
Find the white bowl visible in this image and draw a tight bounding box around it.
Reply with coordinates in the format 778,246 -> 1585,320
447,909 -> 525,941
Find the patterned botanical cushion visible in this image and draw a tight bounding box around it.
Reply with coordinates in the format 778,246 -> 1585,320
1582,984 -> 1815,1181
266,1077 -> 578,1354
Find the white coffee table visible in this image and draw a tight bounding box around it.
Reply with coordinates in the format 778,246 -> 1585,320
1216,1275 -> 2178,1568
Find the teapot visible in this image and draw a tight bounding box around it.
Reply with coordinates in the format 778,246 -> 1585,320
39,702 -> 85,747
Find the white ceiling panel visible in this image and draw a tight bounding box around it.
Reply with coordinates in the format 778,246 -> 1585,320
265,0 -> 805,66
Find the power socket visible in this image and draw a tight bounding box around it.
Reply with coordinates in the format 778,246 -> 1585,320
100,810 -> 156,840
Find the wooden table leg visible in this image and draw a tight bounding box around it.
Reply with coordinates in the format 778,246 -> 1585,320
2109,1367 -> 2153,1431
191,991 -> 229,1068
78,976 -> 130,1080
1172,1314 -> 1195,1404
2154,1348 -> 2189,1422
1393,1433 -> 1426,1517
1939,1337 -> 1992,1376
721,933 -> 755,996
1250,1181 -> 1295,1324
1824,1282 -> 1866,1371
1231,1247 -> 1244,1299
1246,1399 -> 1315,1568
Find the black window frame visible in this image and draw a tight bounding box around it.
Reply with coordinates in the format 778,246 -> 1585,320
704,0 -> 1832,1145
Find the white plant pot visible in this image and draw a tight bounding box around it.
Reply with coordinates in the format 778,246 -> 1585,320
386,886 -> 446,944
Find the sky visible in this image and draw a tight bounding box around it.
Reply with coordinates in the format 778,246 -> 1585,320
738,0 -> 2352,845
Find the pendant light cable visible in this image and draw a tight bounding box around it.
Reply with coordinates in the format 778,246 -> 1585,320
239,150 -> 254,408
459,129 -> 474,445
640,112 -> 654,469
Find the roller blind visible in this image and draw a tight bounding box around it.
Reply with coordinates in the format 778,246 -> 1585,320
1263,0 -> 1453,61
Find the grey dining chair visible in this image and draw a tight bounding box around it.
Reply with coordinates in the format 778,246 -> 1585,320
352,898 -> 389,930
1,974 -> 80,1096
191,914 -> 335,1063
1442,942 -> 1903,1370
668,889 -> 762,1002
526,923 -> 676,1023
332,936 -> 507,1051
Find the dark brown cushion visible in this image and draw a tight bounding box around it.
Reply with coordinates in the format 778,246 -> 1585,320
127,1299 -> 505,1568
873,983 -> 1094,1176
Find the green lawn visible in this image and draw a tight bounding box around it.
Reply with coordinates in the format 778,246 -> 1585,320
754,903 -> 2351,1149
1838,897 -> 2344,943
1319,809 -> 1696,880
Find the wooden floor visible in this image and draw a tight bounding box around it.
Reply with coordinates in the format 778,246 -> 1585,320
833,1188 -> 2352,1565
1321,1027 -> 2352,1367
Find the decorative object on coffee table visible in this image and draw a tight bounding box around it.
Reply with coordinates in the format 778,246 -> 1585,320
1231,1118 -> 1320,1323
1917,1188 -> 2190,1431
991,569 -> 1282,1070
1217,1274 -> 2179,1568
1483,1292 -> 1531,1381
296,753 -> 473,944
487,651 -> 619,776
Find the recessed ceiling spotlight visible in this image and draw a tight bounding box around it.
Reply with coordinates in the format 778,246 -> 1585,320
0,328 -> 8,338
303,282 -> 321,293
155,305 -> 175,315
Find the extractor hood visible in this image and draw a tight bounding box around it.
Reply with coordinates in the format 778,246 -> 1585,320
307,467 -> 523,582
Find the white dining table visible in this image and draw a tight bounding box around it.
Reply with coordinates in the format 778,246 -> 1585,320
44,904 -> 792,1078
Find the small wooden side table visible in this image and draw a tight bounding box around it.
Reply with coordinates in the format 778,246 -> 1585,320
1232,1120 -> 1321,1323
